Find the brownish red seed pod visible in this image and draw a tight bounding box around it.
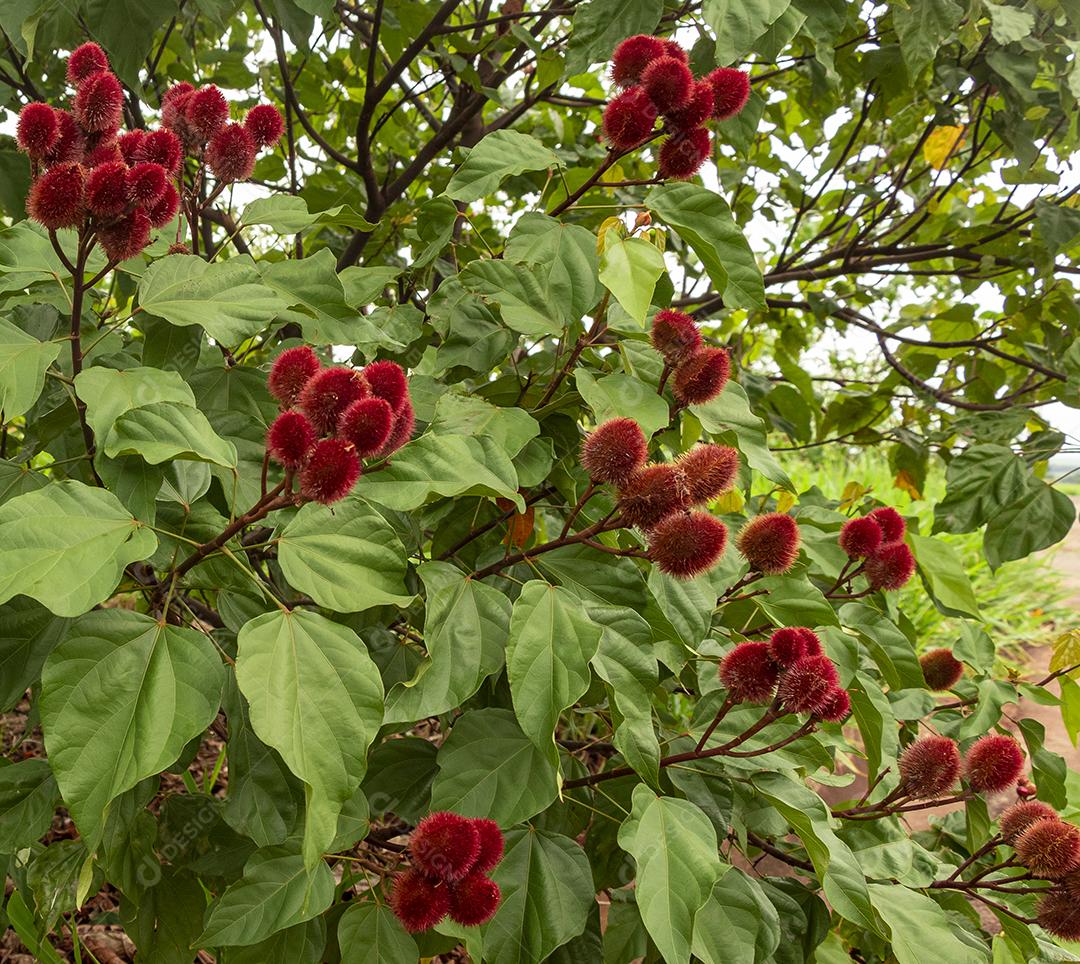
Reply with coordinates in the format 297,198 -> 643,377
390,868 -> 450,933
675,444 -> 738,505
245,104 -> 286,148
1016,818 -> 1080,879
268,345 -> 321,407
16,103 -> 59,158
298,438 -> 361,504
362,359 -> 410,413
602,86 -> 658,150
207,122 -> 257,183
898,735 -> 962,799
1037,889 -> 1080,942
778,654 -> 839,714
611,34 -> 667,87
85,160 -> 130,217
44,110 -> 85,166
448,873 -> 502,927
658,127 -> 712,180
99,208 -> 151,263
337,397 -> 395,458
617,463 -> 688,529
838,516 -> 883,559
74,70 -> 124,133
298,366 -> 368,434
869,505 -> 906,543
27,164 -> 85,230
161,82 -> 195,131
964,733 -> 1025,794
127,162 -> 168,208
184,84 -> 230,142
67,42 -> 110,85
379,397 -> 416,457
647,511 -> 727,579
471,818 -> 505,874
147,183 -> 181,228
673,347 -> 731,405
267,410 -> 316,469
650,308 -> 702,365
641,55 -> 693,114
662,38 -> 688,61
736,512 -> 800,575
581,417 -> 647,485
410,811 -> 482,883
117,130 -> 146,164
1000,800 -> 1058,840
665,79 -> 715,132
707,67 -> 751,120
719,641 -> 780,704
864,541 -> 915,590
84,138 -> 123,167
139,129 -> 183,174
767,627 -> 809,668
814,687 -> 852,723
919,648 -> 964,691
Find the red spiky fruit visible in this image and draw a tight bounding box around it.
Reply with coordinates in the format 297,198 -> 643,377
337,397 -> 394,458
380,397 -> 416,456
138,129 -> 183,173
147,183 -> 180,228
641,55 -> 693,113
84,137 -> 123,167
814,687 -> 852,723
298,366 -> 368,434
658,127 -> 711,180
117,130 -> 146,164
85,160 -> 130,217
67,42 -> 110,85
869,506 -> 906,543
184,85 -> 229,142
778,654 -> 839,714
675,444 -> 738,504
662,39 -> 688,61
768,627 -> 811,668
410,811 -> 481,883
1037,890 -> 1080,942
864,542 -> 915,591
161,82 -> 195,131
673,347 -> 731,405
719,641 -> 780,704
471,819 -> 505,873
362,360 -> 409,413
795,627 -> 823,657
898,736 -> 962,799
268,345 -> 320,407
16,103 -> 59,158
44,110 -> 85,166
602,86 -> 658,150
965,734 -> 1025,794
245,104 -> 285,148
448,873 -> 501,927
920,648 -> 964,691
74,71 -> 124,132
207,122 -> 256,183
127,161 -> 168,207
1000,800 -> 1059,840
390,868 -> 450,933
648,511 -> 727,579
99,208 -> 151,262
611,34 -> 667,87
581,417 -> 647,485
617,463 -> 688,529
666,79 -> 716,131
299,438 -> 360,504
737,512 -> 800,575
707,67 -> 751,120
27,164 -> 84,229
1016,818 -> 1080,879
267,410 -> 316,469
839,516 -> 883,559
651,308 -> 702,365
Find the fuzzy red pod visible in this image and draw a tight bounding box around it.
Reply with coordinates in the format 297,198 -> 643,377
647,511 -> 727,579
641,55 -> 693,114
611,34 -> 667,87
1000,800 -> 1060,840
298,365 -> 368,434
117,130 -> 146,164
864,541 -> 915,591
869,505 -> 906,543
777,654 -> 839,715
650,308 -> 702,365
898,735 -> 962,799
581,417 -> 647,485
707,67 -> 751,120
795,627 -> 823,656
44,110 -> 85,166
184,84 -> 229,142
920,648 -> 964,691
16,103 -> 59,158
736,512 -> 800,575
1016,818 -> 1080,879
448,873 -> 501,927
66,42 -> 110,85
617,463 -> 689,529
675,444 -> 738,505
665,79 -> 715,132
965,733 -> 1025,794
268,345 -> 321,407
245,104 -> 285,149
658,127 -> 712,180
74,70 -> 124,133
471,819 -> 505,874
719,641 -> 780,704
127,161 -> 168,208
161,82 -> 195,130
813,687 -> 852,723
299,438 -> 361,504
390,868 -> 451,933
1037,889 -> 1080,942
85,138 -> 124,167
338,396 -> 394,458
207,122 -> 256,183
138,129 -> 183,174
380,397 -> 416,456
85,160 -> 130,217
662,38 -> 688,61
362,359 -> 410,413
99,208 -> 151,263
673,347 -> 731,405
267,410 -> 316,469
838,516 -> 883,559
768,627 -> 810,669
167,241 -> 191,256
27,164 -> 84,230
147,183 -> 180,228
602,86 -> 658,151
410,812 -> 482,883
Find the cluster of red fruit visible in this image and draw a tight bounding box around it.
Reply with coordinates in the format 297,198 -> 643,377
838,506 -> 916,591
719,627 -> 851,722
265,346 -> 414,503
650,308 -> 731,407
603,34 -> 751,179
897,732 -> 1025,801
389,812 -> 505,933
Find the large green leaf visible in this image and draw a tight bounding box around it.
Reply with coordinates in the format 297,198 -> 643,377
240,195 -> 376,233
908,533 -> 980,618
892,0 -> 963,74
693,382 -> 793,489
428,393 -> 540,458
75,366 -> 195,440
576,369 -> 670,437
984,478 -> 1075,569
933,444 -> 1031,534
691,867 -> 782,964
0,221 -> 68,294
0,481 -> 157,617
0,758 -> 59,853
867,883 -> 987,964
337,902 -> 418,964
703,0 -> 792,64
565,0 -> 663,73
106,400 -> 238,467
40,610 -> 224,853
0,316 -> 60,417
0,599 -> 69,712
459,258 -> 564,337
236,610 -> 384,867
598,237 -> 665,324
445,130 -> 558,204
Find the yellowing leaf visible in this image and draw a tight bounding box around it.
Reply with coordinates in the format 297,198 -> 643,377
923,125 -> 966,170
597,216 -> 625,255
1050,630 -> 1080,676
504,506 -> 535,547
776,490 -> 796,513
715,488 -> 744,513
894,469 -> 922,500
839,481 -> 868,511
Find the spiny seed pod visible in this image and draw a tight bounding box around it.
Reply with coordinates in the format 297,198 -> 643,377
898,735 -> 962,799
117,130 -> 146,164
67,42 -> 110,85
27,164 -> 84,229
362,359 -> 410,413
147,183 -> 180,228
127,161 -> 168,208
658,127 -> 711,180
1000,800 -> 1059,840
410,811 -> 481,883
471,818 -> 505,874
673,347 -> 731,405
838,516 -> 883,559
662,38 -> 688,61
719,642 -> 779,704
965,733 -> 1025,794
617,463 -> 688,529
795,627 -> 823,656
84,138 -> 123,167
184,85 -> 229,142
167,241 -> 191,255
864,542 -> 915,591
778,654 -> 839,715
85,160 -> 130,217
869,505 -> 906,543
707,67 -> 751,120
602,86 -> 658,150
665,79 -> 715,132
647,511 -> 727,579
16,103 -> 59,158
1037,889 -> 1080,942
650,308 -> 702,365
245,104 -> 285,148
268,345 -> 320,407
99,208 -> 151,263
641,55 -> 693,114
390,868 -> 450,933
581,417 -> 647,485
768,627 -> 810,668
448,873 -> 501,927
44,110 -> 85,166
139,129 -> 183,174
298,366 -> 368,434
675,444 -> 738,505
299,438 -> 361,504
161,82 -> 195,131
380,398 -> 416,456
337,396 -> 394,458
814,687 -> 852,723
920,648 -> 964,691
611,34 -> 667,87
736,512 -> 800,575
74,71 -> 124,133
207,123 -> 256,183
267,410 -> 316,469
1016,818 -> 1080,879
